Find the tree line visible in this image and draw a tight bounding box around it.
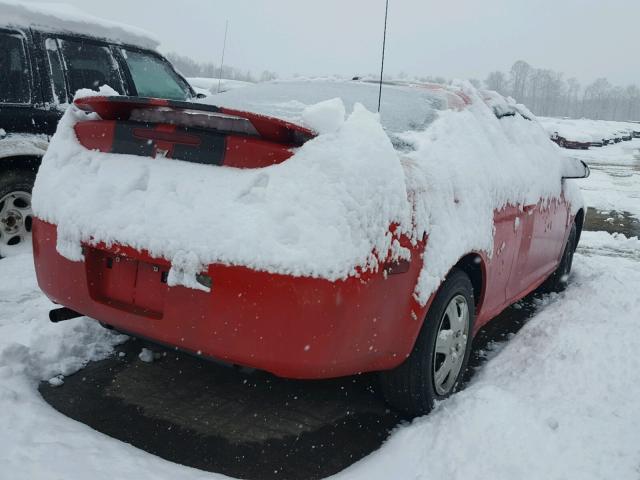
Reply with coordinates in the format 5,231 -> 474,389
165,52 -> 278,83
485,60 -> 640,121
164,53 -> 638,121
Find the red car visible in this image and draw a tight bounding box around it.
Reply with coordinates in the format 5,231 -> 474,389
550,132 -> 591,150
33,82 -> 589,415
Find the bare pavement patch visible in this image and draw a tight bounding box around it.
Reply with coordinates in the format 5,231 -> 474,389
37,295 -> 537,480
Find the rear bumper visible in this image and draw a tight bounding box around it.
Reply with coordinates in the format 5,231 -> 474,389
33,219 -> 426,379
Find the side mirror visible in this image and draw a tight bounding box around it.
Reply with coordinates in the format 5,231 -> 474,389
562,159 -> 590,179
196,92 -> 208,99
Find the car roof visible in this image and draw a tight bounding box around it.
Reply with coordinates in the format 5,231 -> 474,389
0,0 -> 159,49
205,79 -> 470,135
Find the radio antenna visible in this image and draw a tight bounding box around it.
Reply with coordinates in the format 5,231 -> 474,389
217,20 -> 229,94
377,0 -> 390,112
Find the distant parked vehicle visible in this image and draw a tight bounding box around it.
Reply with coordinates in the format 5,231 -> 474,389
0,3 -> 196,255
550,132 -> 590,150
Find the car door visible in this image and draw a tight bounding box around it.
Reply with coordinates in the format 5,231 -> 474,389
525,197 -> 569,283
478,204 -> 523,324
507,196 -> 568,300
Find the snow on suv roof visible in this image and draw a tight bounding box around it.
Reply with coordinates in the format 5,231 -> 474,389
0,0 -> 159,49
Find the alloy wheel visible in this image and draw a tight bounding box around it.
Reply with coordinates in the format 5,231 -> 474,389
0,191 -> 33,249
432,294 -> 470,396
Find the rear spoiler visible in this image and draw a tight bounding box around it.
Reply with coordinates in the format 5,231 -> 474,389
74,96 -> 315,147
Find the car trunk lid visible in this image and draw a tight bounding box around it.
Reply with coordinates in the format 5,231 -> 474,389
73,96 -> 315,168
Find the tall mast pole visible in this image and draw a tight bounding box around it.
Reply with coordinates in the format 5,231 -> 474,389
217,20 -> 229,94
377,0 -> 390,112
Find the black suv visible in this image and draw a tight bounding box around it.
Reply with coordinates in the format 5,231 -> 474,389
0,24 -> 196,255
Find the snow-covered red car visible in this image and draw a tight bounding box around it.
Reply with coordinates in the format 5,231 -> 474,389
32,80 -> 589,415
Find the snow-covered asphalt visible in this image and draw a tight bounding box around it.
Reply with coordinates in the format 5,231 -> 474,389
1,141 -> 639,479
567,138 -> 640,222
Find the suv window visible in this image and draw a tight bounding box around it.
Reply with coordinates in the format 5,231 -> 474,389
45,38 -> 68,104
121,49 -> 190,100
0,32 -> 31,104
59,38 -> 124,95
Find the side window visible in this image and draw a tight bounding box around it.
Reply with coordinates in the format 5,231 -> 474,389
0,32 -> 31,104
58,38 -> 124,96
45,38 -> 68,105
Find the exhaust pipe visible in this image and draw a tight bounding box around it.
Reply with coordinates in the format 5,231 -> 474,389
49,307 -> 82,323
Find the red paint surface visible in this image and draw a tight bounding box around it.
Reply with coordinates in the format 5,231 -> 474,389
73,121 -> 115,152
33,219 -> 430,378
74,117 -> 296,168
223,136 -> 293,168
33,196 -> 573,378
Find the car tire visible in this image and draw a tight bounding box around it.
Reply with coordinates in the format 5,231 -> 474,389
539,222 -> 577,293
0,168 -> 36,257
379,269 -> 475,416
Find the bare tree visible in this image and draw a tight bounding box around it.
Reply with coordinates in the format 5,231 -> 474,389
485,71 -> 509,96
165,52 -> 258,82
565,78 -> 581,118
624,85 -> 640,121
484,61 -> 639,121
509,60 -> 532,100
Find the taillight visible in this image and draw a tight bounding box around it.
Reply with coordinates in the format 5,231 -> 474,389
132,128 -> 201,146
74,121 -> 116,153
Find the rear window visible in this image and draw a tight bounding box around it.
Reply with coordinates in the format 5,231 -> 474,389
121,49 -> 190,101
0,32 -> 31,104
210,80 -> 446,135
59,38 -> 124,95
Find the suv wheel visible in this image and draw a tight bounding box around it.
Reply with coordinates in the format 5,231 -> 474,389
0,169 -> 36,257
379,269 -> 475,416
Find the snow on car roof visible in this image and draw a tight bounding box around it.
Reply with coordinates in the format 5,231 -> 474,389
0,0 -> 159,49
203,79 -> 452,136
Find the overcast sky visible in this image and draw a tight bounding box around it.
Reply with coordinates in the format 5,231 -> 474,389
35,0 -> 640,85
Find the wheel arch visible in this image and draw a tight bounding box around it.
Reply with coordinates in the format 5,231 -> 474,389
450,253 -> 486,313
574,208 -> 585,247
0,155 -> 43,175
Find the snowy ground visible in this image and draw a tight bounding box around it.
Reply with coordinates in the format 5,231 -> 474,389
1,133 -> 639,479
1,229 -> 639,479
565,138 -> 640,219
